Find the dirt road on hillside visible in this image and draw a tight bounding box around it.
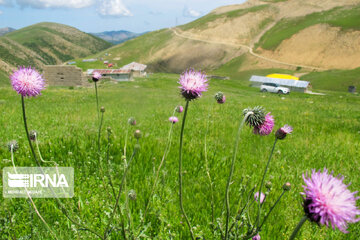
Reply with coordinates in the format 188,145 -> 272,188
171,28 -> 325,71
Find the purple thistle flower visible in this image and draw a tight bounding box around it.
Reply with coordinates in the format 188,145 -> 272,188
178,69 -> 208,100
10,67 -> 45,97
92,71 -> 102,82
253,113 -> 274,136
275,124 -> 293,140
302,168 -> 360,233
252,233 -> 261,240
176,105 -> 184,113
169,116 -> 178,124
254,192 -> 265,204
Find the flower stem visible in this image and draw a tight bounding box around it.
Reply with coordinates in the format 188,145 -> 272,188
97,111 -> 111,199
259,190 -> 286,230
21,96 -> 41,167
95,81 -> 100,121
104,143 -> 138,239
224,112 -> 252,240
178,100 -> 194,240
255,138 -> 278,230
289,216 -> 308,240
21,96 -> 103,239
98,111 -> 104,152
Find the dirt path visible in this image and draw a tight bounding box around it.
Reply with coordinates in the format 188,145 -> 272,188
171,28 -> 325,71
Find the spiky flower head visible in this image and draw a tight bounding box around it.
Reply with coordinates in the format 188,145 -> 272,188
302,169 -> 360,233
128,117 -> 136,126
253,113 -> 274,136
134,130 -> 142,139
214,92 -> 226,104
100,106 -> 105,113
29,130 -> 37,141
252,233 -> 261,240
169,116 -> 178,124
128,189 -> 136,201
10,66 -> 45,97
275,124 -> 293,140
243,106 -> 266,128
92,71 -> 102,82
176,105 -> 184,113
283,182 -> 291,191
7,140 -> 19,152
254,192 -> 265,204
178,69 -> 208,100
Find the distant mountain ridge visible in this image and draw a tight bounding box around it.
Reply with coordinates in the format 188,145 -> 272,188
90,30 -> 145,44
0,27 -> 16,36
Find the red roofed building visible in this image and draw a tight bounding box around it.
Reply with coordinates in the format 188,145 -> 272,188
88,69 -> 133,81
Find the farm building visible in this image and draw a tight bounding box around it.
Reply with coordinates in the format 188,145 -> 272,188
249,75 -> 311,92
44,65 -> 88,86
121,62 -> 147,77
87,69 -> 133,81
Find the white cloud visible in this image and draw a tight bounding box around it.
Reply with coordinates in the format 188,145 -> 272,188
98,0 -> 132,17
183,6 -> 201,18
15,0 -> 95,9
0,0 -> 11,6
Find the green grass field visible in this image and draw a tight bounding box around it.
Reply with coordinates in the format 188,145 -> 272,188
302,68 -> 360,92
257,5 -> 360,50
0,73 -> 359,239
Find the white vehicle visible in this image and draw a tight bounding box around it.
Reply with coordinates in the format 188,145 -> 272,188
260,83 -> 290,94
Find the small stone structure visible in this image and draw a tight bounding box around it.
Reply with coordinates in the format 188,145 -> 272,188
121,62 -> 147,77
43,65 -> 88,86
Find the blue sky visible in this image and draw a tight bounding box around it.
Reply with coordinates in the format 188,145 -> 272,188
0,0 -> 245,33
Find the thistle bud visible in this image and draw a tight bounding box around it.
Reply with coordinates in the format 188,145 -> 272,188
128,117 -> 136,126
29,130 -> 37,141
107,127 -> 112,134
275,125 -> 293,140
169,116 -> 178,124
134,130 -> 142,139
215,92 -> 226,104
283,182 -> 291,191
7,140 -> 19,152
176,105 -> 184,113
265,181 -> 272,189
100,107 -> 105,113
121,155 -> 126,161
128,189 -> 136,201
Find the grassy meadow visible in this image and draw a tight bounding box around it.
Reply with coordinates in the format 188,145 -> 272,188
0,73 -> 359,239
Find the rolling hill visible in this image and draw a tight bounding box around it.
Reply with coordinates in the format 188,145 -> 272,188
74,0 -> 360,91
0,22 -> 112,84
